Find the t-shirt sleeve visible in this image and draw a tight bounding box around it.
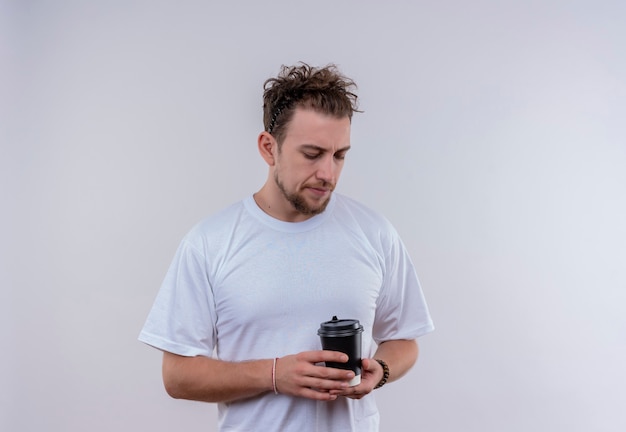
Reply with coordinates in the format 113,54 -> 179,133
138,238 -> 217,357
372,228 -> 434,344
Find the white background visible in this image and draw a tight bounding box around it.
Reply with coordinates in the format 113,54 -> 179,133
2,1 -> 625,431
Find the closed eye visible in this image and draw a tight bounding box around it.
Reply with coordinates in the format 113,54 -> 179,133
303,152 -> 322,160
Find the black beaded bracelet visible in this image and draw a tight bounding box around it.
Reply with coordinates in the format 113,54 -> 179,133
374,359 -> 390,389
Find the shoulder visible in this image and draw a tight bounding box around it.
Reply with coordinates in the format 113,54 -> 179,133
181,199 -> 248,250
333,194 -> 397,233
331,194 -> 401,252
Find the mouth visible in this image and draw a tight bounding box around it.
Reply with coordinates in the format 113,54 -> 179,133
305,185 -> 333,197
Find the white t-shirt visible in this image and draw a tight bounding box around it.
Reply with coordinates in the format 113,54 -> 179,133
139,194 -> 434,432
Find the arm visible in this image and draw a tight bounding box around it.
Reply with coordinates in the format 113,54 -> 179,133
162,350 -> 356,403
371,338 -> 419,383
333,339 -> 419,399
162,352 -> 272,403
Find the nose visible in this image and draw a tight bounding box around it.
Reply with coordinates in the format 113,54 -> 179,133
316,154 -> 338,184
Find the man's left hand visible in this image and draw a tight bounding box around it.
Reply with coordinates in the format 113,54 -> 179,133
330,358 -> 382,400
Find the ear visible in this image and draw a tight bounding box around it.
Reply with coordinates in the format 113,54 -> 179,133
257,131 -> 277,166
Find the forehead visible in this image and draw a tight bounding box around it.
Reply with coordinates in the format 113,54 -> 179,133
282,108 -> 351,148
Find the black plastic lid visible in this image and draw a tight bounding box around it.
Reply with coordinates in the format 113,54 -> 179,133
318,316 -> 364,337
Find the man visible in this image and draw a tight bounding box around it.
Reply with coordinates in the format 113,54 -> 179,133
139,63 -> 434,431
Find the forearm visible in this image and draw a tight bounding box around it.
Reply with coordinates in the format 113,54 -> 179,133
373,339 -> 418,383
162,352 -> 273,403
332,339 -> 419,399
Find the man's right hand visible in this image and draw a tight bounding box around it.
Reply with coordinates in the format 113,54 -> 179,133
273,350 -> 355,400
162,350 -> 354,403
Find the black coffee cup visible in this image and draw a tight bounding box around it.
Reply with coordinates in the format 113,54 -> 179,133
317,316 -> 364,386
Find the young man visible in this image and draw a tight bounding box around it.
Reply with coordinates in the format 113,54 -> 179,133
139,63 -> 434,431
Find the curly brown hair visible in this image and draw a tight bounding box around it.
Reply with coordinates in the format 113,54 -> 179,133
262,63 -> 360,144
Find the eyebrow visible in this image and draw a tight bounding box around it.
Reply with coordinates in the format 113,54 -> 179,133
300,144 -> 351,153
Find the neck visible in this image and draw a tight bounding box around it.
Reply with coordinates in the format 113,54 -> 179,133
253,188 -> 312,223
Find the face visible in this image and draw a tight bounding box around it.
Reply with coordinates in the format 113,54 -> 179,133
271,108 -> 351,221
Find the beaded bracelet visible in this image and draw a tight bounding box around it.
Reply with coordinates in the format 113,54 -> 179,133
374,359 -> 390,389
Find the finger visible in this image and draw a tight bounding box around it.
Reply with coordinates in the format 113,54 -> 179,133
320,350 -> 350,363
288,357 -> 354,383
315,364 -> 355,379
360,358 -> 370,369
296,386 -> 340,401
331,378 -> 372,397
300,370 -> 354,391
360,357 -> 377,372
297,350 -> 349,364
337,385 -> 367,400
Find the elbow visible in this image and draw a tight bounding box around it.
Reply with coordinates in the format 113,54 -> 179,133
410,339 -> 419,366
406,339 -> 419,372
162,352 -> 189,400
163,372 -> 185,399
161,351 -> 222,402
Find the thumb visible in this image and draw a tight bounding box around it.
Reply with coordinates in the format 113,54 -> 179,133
361,358 -> 376,371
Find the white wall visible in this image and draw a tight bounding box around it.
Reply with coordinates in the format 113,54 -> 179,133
2,1 -> 625,431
